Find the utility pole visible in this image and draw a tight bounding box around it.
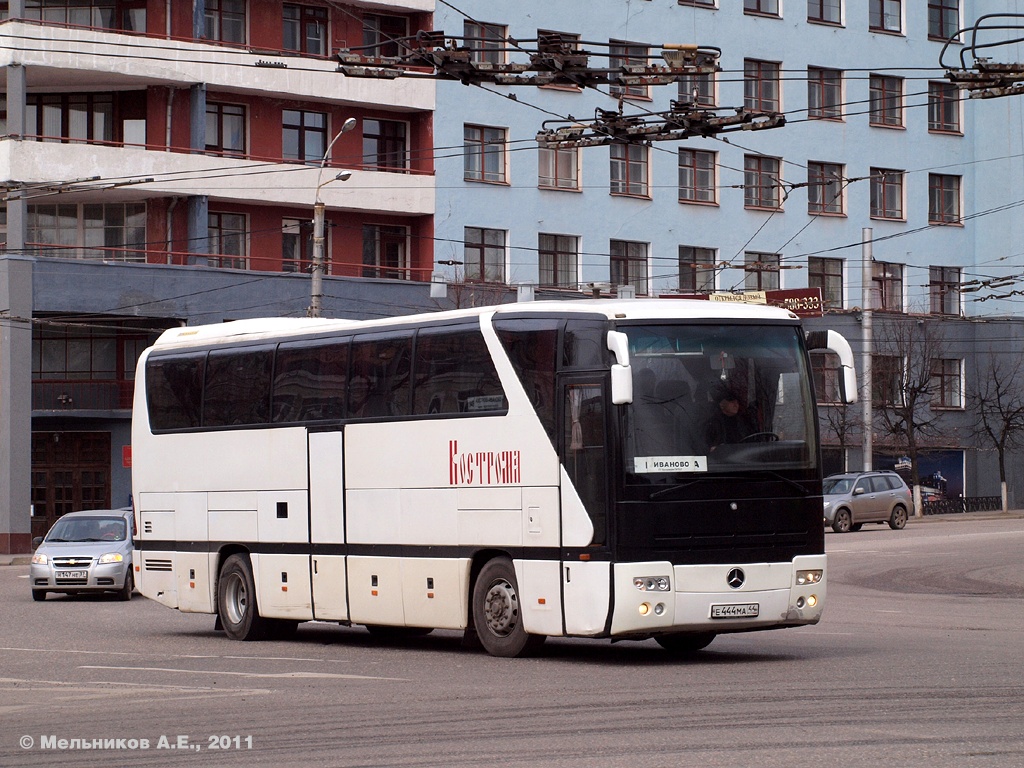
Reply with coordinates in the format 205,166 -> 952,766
861,227 -> 873,471
308,117 -> 356,318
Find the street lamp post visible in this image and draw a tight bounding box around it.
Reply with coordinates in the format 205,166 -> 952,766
308,117 -> 356,318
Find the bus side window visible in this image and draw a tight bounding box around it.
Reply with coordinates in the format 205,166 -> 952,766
203,346 -> 273,427
493,318 -> 560,445
563,319 -> 608,369
413,328 -> 506,415
349,333 -> 412,419
146,352 -> 205,431
272,338 -> 349,423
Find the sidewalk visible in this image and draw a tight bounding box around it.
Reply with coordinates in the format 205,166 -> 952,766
3,509 -> 1022,566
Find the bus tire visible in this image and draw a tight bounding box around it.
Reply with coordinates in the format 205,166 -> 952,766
217,554 -> 269,641
655,632 -> 716,654
472,557 -> 545,658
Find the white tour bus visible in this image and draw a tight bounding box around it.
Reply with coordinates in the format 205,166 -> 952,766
131,299 -> 856,657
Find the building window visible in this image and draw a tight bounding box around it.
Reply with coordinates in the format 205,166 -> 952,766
930,266 -> 961,315
538,233 -> 578,289
204,0 -> 246,44
869,74 -> 904,127
678,246 -> 716,293
27,202 -> 146,261
677,70 -> 716,107
283,4 -> 328,56
282,109 -> 327,164
808,161 -> 844,215
929,174 -> 961,224
610,143 -> 649,197
23,0 -> 146,31
928,81 -> 961,133
678,149 -> 716,204
610,41 -> 650,99
869,0 -> 902,34
27,93 -> 113,143
744,154 -> 782,210
538,145 -> 579,190
744,252 -> 780,291
870,168 -> 904,220
464,20 -> 506,64
362,224 -> 409,279
809,256 -> 844,309
931,358 -> 963,408
206,102 -> 245,156
464,125 -> 507,183
679,0 -> 716,6
464,226 -> 506,283
872,261 -> 903,311
808,0 -> 842,25
610,240 -> 649,295
282,218 -> 313,274
362,119 -> 408,172
744,0 -> 779,16
744,59 -> 781,112
362,14 -> 408,58
208,212 -> 247,269
872,354 -> 903,405
808,67 -> 843,120
811,353 -> 843,405
928,0 -> 959,41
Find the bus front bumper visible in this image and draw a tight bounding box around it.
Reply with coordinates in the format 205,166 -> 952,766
609,555 -> 827,637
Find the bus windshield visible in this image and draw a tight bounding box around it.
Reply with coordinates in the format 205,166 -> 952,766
622,323 -> 818,479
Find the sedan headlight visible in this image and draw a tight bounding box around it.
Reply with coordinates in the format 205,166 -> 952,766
31,553 -> 48,565
98,553 -> 124,565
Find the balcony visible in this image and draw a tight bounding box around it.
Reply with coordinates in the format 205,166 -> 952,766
33,380 -> 133,413
0,20 -> 434,112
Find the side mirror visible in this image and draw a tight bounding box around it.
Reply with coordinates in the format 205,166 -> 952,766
806,329 -> 857,404
607,331 -> 632,404
852,487 -> 865,496
32,536 -> 43,549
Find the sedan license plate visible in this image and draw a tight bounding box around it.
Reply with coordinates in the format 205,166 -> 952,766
56,570 -> 87,580
710,603 -> 760,619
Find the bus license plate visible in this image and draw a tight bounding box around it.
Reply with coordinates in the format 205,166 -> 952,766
711,603 -> 759,619
56,570 -> 87,580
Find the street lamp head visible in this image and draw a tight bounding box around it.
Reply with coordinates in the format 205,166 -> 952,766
335,170 -> 353,182
340,117 -> 357,134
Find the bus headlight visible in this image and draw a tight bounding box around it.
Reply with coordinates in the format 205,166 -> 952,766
795,569 -> 823,586
633,576 -> 671,592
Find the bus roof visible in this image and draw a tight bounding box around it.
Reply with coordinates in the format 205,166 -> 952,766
149,299 -> 801,348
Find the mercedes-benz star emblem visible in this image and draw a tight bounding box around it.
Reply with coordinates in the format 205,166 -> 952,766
727,568 -> 745,589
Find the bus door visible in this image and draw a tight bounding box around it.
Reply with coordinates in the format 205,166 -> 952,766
558,376 -> 613,635
308,428 -> 348,621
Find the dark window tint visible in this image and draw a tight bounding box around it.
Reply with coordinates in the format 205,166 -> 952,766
203,346 -> 273,427
146,353 -> 205,431
493,318 -> 559,443
413,328 -> 506,415
349,333 -> 412,418
563,319 -> 607,369
272,338 -> 349,423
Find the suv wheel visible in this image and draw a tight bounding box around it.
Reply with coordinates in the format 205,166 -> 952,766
888,505 -> 908,530
831,508 -> 853,533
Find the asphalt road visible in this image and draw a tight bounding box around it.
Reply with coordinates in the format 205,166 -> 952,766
1,516 -> 1022,768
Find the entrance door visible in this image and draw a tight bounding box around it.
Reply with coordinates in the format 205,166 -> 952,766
30,432 -> 111,540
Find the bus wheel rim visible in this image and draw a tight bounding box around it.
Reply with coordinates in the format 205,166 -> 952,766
483,579 -> 519,637
224,573 -> 247,626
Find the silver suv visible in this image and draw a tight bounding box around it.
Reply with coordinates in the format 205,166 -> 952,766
822,471 -> 914,533
30,509 -> 135,601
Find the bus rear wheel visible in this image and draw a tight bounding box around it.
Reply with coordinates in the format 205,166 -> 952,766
655,632 -> 716,654
218,554 -> 269,641
472,557 -> 545,658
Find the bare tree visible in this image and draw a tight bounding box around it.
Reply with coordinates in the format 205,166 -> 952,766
970,356 -> 1024,512
432,267 -> 513,310
820,403 -> 861,472
872,318 -> 947,516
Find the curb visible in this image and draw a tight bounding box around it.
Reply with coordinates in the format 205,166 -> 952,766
0,555 -> 32,566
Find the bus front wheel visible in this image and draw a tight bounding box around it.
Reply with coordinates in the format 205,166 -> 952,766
218,554 -> 269,641
472,558 -> 545,658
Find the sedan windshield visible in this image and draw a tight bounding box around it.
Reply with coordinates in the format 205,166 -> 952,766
46,516 -> 127,543
623,323 -> 818,480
